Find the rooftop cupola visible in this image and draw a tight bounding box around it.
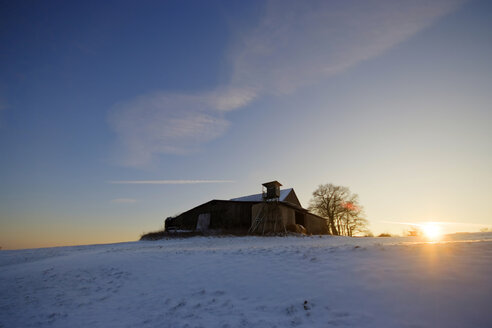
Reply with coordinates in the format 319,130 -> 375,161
262,180 -> 282,200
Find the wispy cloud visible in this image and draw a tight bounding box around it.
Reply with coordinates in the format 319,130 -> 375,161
228,0 -> 466,95
108,88 -> 258,166
109,179 -> 235,185
110,198 -> 137,204
109,0 -> 465,166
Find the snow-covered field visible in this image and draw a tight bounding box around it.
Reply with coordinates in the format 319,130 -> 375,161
1,233 -> 491,328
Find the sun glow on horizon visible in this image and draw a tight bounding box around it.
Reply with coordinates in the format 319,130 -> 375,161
421,222 -> 443,241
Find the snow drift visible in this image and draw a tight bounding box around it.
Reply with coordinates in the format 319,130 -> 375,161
1,233 -> 491,327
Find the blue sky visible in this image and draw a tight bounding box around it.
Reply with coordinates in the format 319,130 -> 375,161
1,0 -> 491,249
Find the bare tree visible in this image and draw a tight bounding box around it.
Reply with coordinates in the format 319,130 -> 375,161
308,183 -> 369,236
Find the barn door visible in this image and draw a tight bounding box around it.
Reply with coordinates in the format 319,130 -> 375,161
295,211 -> 305,226
196,213 -> 211,231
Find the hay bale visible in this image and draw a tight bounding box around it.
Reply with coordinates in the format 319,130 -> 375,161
286,224 -> 307,235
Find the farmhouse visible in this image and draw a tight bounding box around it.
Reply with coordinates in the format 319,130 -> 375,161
165,181 -> 329,235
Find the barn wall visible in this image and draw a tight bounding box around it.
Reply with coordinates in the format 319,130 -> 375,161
208,202 -> 252,231
171,202 -> 211,230
169,198 -> 329,235
304,213 -> 329,234
281,206 -> 296,227
170,201 -> 254,232
251,203 -> 296,233
283,190 -> 302,207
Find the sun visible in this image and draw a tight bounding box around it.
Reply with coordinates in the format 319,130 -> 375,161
422,222 -> 442,240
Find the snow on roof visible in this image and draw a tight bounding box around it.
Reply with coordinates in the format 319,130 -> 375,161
230,188 -> 294,202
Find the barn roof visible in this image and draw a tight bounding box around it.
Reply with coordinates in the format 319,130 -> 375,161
230,188 -> 294,203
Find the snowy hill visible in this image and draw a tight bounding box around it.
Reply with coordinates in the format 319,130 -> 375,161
1,234 -> 491,328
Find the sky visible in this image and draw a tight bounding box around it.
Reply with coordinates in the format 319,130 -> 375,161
1,0 -> 491,250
